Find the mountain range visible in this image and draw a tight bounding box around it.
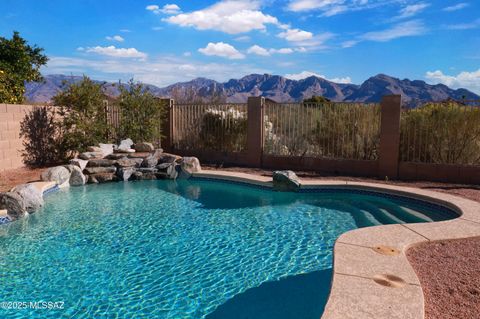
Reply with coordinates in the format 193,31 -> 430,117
25,73 -> 479,106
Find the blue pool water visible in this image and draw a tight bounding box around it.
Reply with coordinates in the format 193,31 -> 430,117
0,179 -> 457,319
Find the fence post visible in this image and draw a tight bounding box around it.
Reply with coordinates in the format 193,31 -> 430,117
247,97 -> 265,167
160,98 -> 174,152
378,95 -> 402,179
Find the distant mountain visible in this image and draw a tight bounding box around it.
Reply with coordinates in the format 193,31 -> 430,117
25,73 -> 479,106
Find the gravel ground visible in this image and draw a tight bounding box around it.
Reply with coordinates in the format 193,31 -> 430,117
1,165 -> 480,318
407,238 -> 480,319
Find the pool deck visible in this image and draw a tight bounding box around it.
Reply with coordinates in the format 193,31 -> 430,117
193,170 -> 480,319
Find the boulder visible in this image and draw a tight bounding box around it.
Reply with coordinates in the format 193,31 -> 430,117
84,167 -> 117,174
0,192 -> 27,220
70,158 -> 89,171
157,163 -> 178,179
79,151 -> 103,160
157,153 -> 181,164
106,153 -> 127,160
179,157 -> 201,178
69,166 -> 87,186
141,154 -> 159,168
87,146 -> 102,153
87,175 -> 98,184
133,171 -> 157,180
87,159 -> 117,167
117,168 -> 135,181
90,173 -> 119,183
134,142 -> 155,152
99,143 -> 115,157
11,184 -> 44,213
118,138 -> 134,150
116,158 -> 138,168
114,148 -> 135,154
41,166 -> 71,186
272,170 -> 301,192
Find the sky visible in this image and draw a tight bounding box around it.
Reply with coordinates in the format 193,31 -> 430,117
0,0 -> 479,93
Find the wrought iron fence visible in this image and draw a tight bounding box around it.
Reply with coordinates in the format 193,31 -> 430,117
172,103 -> 248,152
263,101 -> 381,160
400,101 -> 480,165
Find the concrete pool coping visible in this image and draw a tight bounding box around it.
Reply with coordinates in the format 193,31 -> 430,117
192,170 -> 480,319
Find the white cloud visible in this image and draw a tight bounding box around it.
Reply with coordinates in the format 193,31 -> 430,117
445,18 -> 480,30
247,45 -> 270,56
164,0 -> 279,34
106,35 -> 124,42
285,70 -> 352,83
277,28 -> 313,42
198,42 -> 245,59
321,5 -> 349,16
234,35 -> 251,42
287,0 -> 344,12
361,20 -> 427,42
443,2 -> 469,12
146,4 -> 181,15
183,51 -> 192,57
341,40 -> 359,48
397,3 -> 429,19
82,46 -> 147,59
119,29 -> 131,33
425,69 -> 480,94
247,45 -> 297,56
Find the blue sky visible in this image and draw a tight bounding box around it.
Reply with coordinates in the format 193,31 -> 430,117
1,0 -> 479,92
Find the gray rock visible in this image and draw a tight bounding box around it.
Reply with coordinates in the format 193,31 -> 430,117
141,154 -> 158,168
87,146 -> 102,153
158,153 -> 181,164
99,143 -> 115,157
87,159 -> 117,167
90,173 -> 119,183
79,151 -> 103,160
179,157 -> 201,178
106,153 -> 127,160
134,142 -> 154,152
84,166 -> 117,174
69,166 -> 87,186
0,192 -> 27,220
87,175 -> 98,184
118,138 -> 134,150
70,158 -> 89,171
116,158 -> 138,168
272,170 -> 301,191
156,163 -> 178,179
117,168 -> 135,181
114,148 -> 135,153
137,167 -> 158,173
41,166 -> 71,186
11,184 -> 44,213
62,164 -> 77,173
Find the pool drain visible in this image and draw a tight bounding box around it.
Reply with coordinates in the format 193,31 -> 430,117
373,245 -> 400,256
373,274 -> 407,288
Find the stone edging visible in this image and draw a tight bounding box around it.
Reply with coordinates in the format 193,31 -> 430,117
192,171 -> 480,319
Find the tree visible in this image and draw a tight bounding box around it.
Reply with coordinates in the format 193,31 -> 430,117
0,31 -> 48,103
53,76 -> 111,152
303,95 -> 331,104
117,79 -> 165,143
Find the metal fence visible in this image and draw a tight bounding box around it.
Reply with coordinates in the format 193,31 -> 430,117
263,101 -> 381,160
400,101 -> 480,165
172,103 -> 248,152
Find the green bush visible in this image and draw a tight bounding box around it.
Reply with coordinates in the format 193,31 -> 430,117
19,106 -> 67,167
199,108 -> 247,151
117,80 -> 165,143
53,76 -> 111,152
400,102 -> 480,165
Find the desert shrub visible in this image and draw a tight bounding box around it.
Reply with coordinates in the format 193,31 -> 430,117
400,102 -> 480,165
264,102 -> 381,160
116,80 -> 165,143
199,108 -> 247,151
53,76 -> 111,152
19,106 -> 67,167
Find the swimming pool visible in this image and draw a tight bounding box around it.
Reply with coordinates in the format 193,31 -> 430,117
0,179 -> 458,319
